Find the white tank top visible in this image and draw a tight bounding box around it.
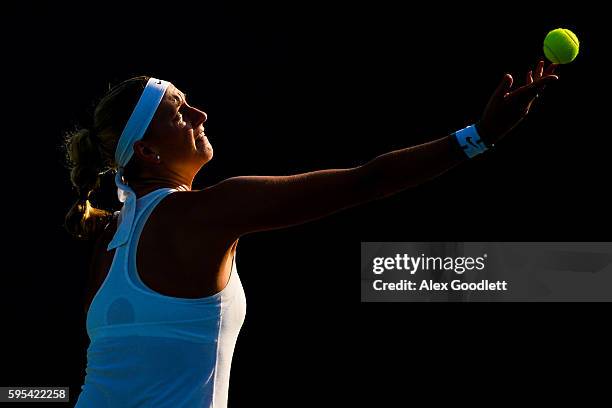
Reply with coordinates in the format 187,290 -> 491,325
75,188 -> 247,408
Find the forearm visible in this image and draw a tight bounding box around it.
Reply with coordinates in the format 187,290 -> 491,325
357,133 -> 469,200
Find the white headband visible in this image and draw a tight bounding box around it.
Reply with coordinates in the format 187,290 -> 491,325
107,77 -> 171,251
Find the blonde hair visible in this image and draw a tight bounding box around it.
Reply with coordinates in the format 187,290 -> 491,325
63,76 -> 150,240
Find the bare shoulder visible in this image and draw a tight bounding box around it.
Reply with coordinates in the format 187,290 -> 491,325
97,188 -> 232,243
153,187 -> 238,247
159,187 -> 227,226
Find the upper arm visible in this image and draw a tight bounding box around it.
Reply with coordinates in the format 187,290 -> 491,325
188,166 -> 373,239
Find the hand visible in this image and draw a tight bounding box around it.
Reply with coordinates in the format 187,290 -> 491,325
477,60 -> 559,146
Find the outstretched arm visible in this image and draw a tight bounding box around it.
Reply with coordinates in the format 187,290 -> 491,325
195,133 -> 467,237
190,61 -> 559,238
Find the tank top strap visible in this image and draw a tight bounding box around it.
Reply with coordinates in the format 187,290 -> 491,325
132,188 -> 178,236
106,188 -> 178,285
124,188 -> 179,290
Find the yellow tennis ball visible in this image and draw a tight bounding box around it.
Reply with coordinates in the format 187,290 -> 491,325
543,28 -> 579,64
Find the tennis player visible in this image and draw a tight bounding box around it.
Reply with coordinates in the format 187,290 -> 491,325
67,61 -> 558,407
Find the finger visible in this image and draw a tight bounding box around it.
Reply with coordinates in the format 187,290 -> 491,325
544,63 -> 559,76
509,76 -> 557,104
535,60 -> 544,80
536,66 -> 559,94
510,75 -> 558,102
535,74 -> 559,91
526,70 -> 534,85
494,74 -> 513,100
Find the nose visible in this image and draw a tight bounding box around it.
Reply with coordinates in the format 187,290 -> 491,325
189,106 -> 207,127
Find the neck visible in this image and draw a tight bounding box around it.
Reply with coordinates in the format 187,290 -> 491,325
128,175 -> 193,198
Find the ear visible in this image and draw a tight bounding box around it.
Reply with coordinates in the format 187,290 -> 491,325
132,140 -> 159,163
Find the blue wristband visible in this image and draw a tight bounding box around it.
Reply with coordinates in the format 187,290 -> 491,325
454,124 -> 489,158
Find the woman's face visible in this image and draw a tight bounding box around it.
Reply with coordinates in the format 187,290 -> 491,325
133,83 -> 211,177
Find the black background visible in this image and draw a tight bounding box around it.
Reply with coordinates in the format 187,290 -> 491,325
1,2 -> 609,406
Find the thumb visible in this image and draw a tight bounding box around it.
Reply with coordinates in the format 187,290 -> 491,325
493,74 -> 513,99
511,75 -> 559,104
